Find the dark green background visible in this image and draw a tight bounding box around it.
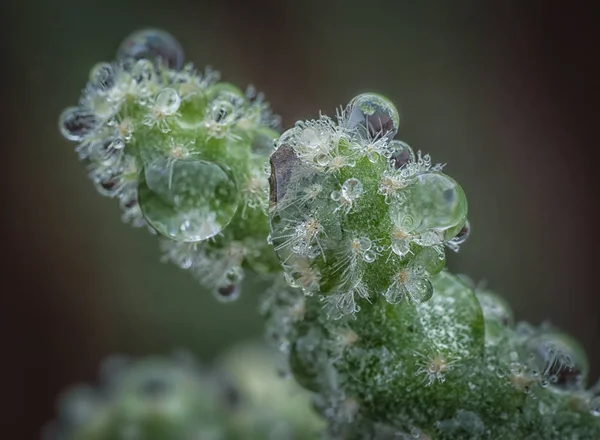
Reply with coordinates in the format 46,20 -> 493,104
2,1 -> 598,438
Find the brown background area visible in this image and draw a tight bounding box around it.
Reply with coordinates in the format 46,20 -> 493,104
1,1 -> 599,438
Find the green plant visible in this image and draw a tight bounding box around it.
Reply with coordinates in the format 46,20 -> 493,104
55,29 -> 600,439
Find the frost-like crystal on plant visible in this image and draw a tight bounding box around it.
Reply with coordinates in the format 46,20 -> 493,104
268,94 -> 468,318
59,29 -> 281,299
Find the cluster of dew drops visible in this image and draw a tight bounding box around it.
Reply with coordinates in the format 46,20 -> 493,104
269,92 -> 472,319
58,29 -> 278,303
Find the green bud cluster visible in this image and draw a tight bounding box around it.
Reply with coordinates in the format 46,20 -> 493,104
58,30 -> 600,440
44,343 -> 324,440
58,29 -> 280,301
264,98 -> 600,439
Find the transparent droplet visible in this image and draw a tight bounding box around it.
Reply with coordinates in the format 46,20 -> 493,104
330,191 -> 341,201
59,107 -> 98,141
345,93 -> 400,141
314,153 -> 330,167
117,28 -> 184,70
407,172 -> 468,238
363,250 -> 376,263
527,332 -> 589,391
138,157 -> 239,242
359,237 -> 372,251
408,277 -> 433,303
447,219 -> 471,251
89,62 -> 115,91
214,284 -> 240,302
155,88 -> 181,115
90,167 -> 125,197
89,138 -> 124,165
509,362 -> 523,375
341,178 -> 363,201
300,127 -> 321,148
389,140 -> 415,169
590,396 -> 600,416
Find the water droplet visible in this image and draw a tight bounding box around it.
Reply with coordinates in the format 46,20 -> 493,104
89,138 -> 124,165
300,127 -> 321,148
314,152 -> 329,167
155,88 -> 181,115
214,283 -> 240,302
363,250 -> 376,263
526,332 -> 589,391
389,140 -> 415,169
345,93 -> 400,140
341,178 -> 363,200
409,277 -> 433,303
407,172 -> 468,238
89,62 -> 115,91
590,396 -> 600,416
330,190 -> 341,201
117,29 -> 184,70
138,157 -> 239,242
59,107 -> 98,141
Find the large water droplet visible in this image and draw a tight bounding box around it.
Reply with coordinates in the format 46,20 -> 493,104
59,107 -> 98,141
117,29 -> 184,70
138,157 -> 239,242
345,93 -> 400,141
407,172 -> 468,238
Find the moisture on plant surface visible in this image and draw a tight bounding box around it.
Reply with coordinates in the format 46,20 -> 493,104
53,28 -> 600,440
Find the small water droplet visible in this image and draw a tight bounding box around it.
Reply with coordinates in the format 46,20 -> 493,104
117,29 -> 184,70
300,127 -> 321,148
341,178 -> 363,200
215,283 -> 240,302
89,62 -> 115,91
330,190 -> 341,201
59,107 -> 98,141
363,250 -> 376,263
389,140 -> 415,169
155,88 -> 181,115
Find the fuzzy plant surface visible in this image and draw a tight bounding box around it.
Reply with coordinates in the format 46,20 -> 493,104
58,30 -> 600,439
44,342 -> 324,440
59,29 -> 281,301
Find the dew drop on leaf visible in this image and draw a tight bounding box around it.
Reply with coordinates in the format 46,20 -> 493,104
59,107 -> 98,141
117,29 -> 184,70
407,172 -> 468,238
138,157 -> 239,242
389,140 -> 415,169
345,93 -> 400,141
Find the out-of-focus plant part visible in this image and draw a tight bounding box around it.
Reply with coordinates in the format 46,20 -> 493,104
44,343 -> 324,440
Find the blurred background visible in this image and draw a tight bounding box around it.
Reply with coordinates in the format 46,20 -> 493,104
2,0 -> 599,438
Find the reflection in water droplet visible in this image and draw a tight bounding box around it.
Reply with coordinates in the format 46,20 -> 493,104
345,93 -> 400,141
407,172 -> 468,239
341,178 -> 363,201
59,107 -> 98,141
214,284 -> 240,302
389,140 -> 415,169
117,29 -> 184,70
527,332 -> 589,391
138,157 -> 239,242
